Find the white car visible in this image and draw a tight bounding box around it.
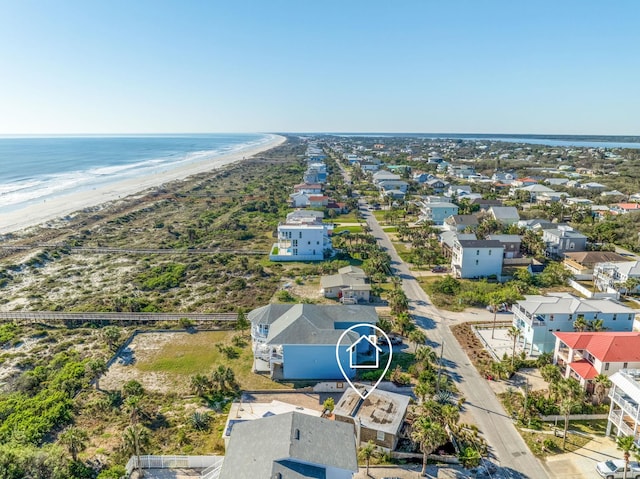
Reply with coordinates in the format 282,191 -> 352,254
596,459 -> 640,479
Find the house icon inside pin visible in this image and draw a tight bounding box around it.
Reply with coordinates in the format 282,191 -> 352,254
347,335 -> 383,369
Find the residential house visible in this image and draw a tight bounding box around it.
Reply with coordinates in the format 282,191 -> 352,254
219,411 -> 358,479
425,178 -> 448,193
512,293 -> 636,354
448,164 -> 476,178
304,163 -> 327,184
513,184 -> 556,201
287,209 -> 324,223
581,182 -> 608,191
334,385 -> 410,452
545,178 -> 570,186
601,190 -> 626,201
419,201 -> 459,225
553,332 -> 640,392
492,171 -> 517,183
290,191 -> 311,208
382,189 -> 406,201
222,400 -> 322,447
378,179 -> 409,193
542,225 -> 587,258
293,182 -> 323,195
321,266 -> 371,303
413,172 -> 433,184
445,185 -> 472,198
488,206 -> 520,225
512,177 -> 539,187
566,197 -> 594,206
594,261 -> 640,295
249,304 -> 378,380
444,215 -> 479,232
308,195 -> 329,208
372,170 -> 401,186
591,205 -> 612,220
611,203 -> 640,214
487,234 -> 522,259
517,218 -> 553,230
563,251 -> 630,280
605,369 -> 640,445
629,193 -> 640,203
469,197 -> 503,211
451,239 -> 504,279
439,231 -> 477,259
270,216 -> 332,261
537,191 -> 569,204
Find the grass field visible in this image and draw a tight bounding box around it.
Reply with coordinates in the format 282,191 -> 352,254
333,225 -> 364,234
135,330 -> 289,390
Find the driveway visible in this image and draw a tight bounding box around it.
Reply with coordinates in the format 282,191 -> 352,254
545,434 -> 620,478
360,202 -> 549,479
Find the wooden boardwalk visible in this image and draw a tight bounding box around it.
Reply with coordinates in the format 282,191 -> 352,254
0,311 -> 237,323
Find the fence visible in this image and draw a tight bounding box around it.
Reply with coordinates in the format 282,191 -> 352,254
125,455 -> 223,477
568,280 -> 619,300
540,413 -> 608,422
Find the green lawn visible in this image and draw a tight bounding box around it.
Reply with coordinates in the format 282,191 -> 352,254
135,330 -> 289,390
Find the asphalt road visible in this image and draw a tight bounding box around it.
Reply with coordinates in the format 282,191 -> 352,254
359,200 -> 549,479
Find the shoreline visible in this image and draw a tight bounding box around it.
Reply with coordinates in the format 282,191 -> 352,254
0,134 -> 286,236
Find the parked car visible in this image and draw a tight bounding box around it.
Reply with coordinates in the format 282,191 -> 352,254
431,265 -> 448,273
377,335 -> 402,346
486,303 -> 510,313
596,459 -> 640,479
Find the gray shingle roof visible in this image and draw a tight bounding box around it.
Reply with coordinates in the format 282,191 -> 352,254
456,239 -> 503,248
250,304 -> 378,346
219,412 -> 357,479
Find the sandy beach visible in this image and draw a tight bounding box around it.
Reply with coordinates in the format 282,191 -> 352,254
0,134 -> 286,236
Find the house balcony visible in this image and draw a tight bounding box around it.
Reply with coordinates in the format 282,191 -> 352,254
610,391 -> 640,420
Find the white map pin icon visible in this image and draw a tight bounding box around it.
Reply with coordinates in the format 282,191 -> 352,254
335,323 -> 393,400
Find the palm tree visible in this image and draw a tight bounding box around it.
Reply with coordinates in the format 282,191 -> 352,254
86,358 -> 107,390
558,378 -> 584,450
593,374 -> 612,405
617,435 -> 638,479
125,395 -> 143,425
411,415 -> 448,476
376,317 -> 393,334
588,318 -> 606,332
358,440 -> 377,477
573,315 -> 588,332
408,329 -> 426,352
415,381 -> 433,404
394,311 -> 413,337
59,426 -> 89,462
190,373 -> 211,397
507,326 -> 521,369
123,424 -> 150,478
415,345 -> 437,369
387,287 -> 409,316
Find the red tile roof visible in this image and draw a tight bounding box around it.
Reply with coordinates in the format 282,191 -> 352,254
616,203 -> 640,210
569,359 -> 598,380
554,332 -> 640,362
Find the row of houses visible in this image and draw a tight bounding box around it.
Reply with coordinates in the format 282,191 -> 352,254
271,146 -> 335,261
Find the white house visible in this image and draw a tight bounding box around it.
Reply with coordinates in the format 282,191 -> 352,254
512,293 -> 637,354
289,191 -> 310,208
594,261 -> 640,295
553,332 -> 640,392
451,239 -> 503,279
606,369 -> 640,445
270,217 -> 332,261
488,206 -> 520,225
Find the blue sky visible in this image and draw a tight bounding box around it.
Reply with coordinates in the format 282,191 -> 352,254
0,0 -> 638,135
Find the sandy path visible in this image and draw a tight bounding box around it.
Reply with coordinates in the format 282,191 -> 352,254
0,134 -> 286,235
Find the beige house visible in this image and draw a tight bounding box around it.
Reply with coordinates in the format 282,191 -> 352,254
334,385 -> 410,452
320,266 -> 371,303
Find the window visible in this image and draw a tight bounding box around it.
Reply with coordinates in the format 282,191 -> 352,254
475,260 -> 479,265
568,314 -> 573,321
476,250 -> 480,255
292,239 -> 298,247
624,362 -> 629,368
550,315 -> 554,321
377,430 -> 385,441
308,241 -> 310,245
605,363 -> 610,371
489,250 -> 492,255
613,314 -> 617,321
299,232 -> 302,239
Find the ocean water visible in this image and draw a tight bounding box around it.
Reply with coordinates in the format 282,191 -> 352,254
0,133 -> 271,214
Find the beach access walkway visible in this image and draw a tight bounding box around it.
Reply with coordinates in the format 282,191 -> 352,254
0,311 -> 237,324
0,245 -> 267,255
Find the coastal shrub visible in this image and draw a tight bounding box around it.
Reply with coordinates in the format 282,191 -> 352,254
0,323 -> 19,347
138,263 -> 187,290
